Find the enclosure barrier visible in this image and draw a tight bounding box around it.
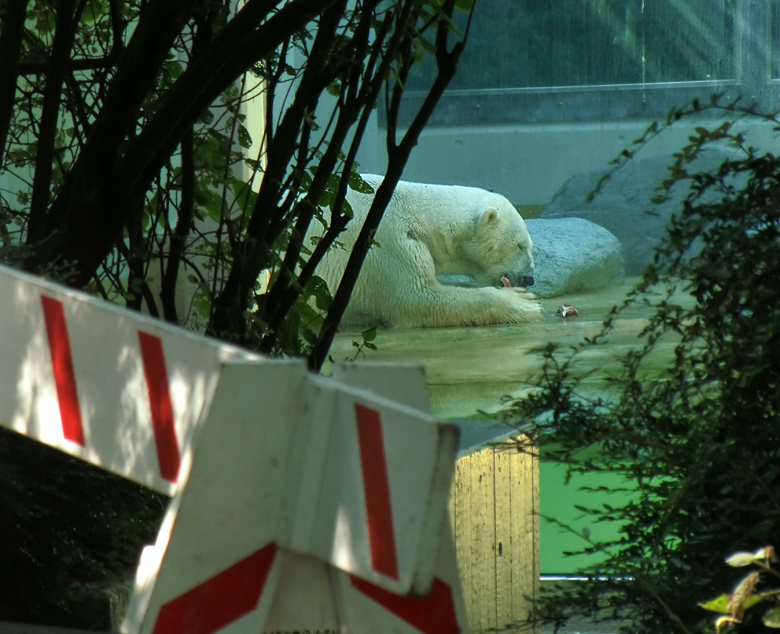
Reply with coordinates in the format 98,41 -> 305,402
0,264 -> 467,634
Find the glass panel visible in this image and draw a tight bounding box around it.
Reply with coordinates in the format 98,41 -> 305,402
770,0 -> 780,81
409,0 -> 737,91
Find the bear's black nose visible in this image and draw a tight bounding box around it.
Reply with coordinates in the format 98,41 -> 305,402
520,275 -> 534,287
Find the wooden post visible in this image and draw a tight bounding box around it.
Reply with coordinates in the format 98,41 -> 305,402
450,436 -> 539,633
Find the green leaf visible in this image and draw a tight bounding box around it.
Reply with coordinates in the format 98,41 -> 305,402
725,547 -> 773,567
348,172 -> 374,194
194,133 -> 228,172
361,326 -> 377,343
698,594 -> 731,614
698,593 -> 763,614
194,182 -> 223,221
192,282 -> 213,322
237,124 -> 252,149
163,60 -> 184,82
244,158 -> 261,173
35,9 -> 56,34
80,0 -> 108,24
764,606 -> 780,627
416,34 -> 437,56
232,178 -> 258,213
305,275 -> 333,311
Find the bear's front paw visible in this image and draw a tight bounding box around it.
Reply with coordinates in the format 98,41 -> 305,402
499,287 -> 542,322
510,287 -> 537,300
526,300 -> 544,320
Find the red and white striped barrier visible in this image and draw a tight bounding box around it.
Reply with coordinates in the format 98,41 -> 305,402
0,265 -> 467,634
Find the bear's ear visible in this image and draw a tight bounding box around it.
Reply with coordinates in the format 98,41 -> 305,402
480,207 -> 500,226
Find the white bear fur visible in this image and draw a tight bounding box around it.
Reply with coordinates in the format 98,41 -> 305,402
310,174 -> 542,328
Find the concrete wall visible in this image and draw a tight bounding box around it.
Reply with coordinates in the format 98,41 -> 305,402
356,113 -> 779,212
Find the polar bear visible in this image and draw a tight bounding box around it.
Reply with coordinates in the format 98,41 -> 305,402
310,174 -> 542,328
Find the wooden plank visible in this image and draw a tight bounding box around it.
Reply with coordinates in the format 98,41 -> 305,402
451,457 -> 474,629
494,446 -> 513,632
468,449 -> 497,633
509,436 -> 539,631
451,436 -> 540,633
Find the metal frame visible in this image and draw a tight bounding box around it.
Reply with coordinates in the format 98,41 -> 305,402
391,0 -> 778,126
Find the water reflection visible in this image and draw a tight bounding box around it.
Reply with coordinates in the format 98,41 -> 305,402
330,277 -> 690,419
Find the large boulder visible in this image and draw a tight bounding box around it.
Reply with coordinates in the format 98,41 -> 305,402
526,218 -> 624,298
540,146 -> 738,274
438,217 -> 624,299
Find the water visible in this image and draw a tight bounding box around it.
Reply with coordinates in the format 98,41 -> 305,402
329,277 -> 688,419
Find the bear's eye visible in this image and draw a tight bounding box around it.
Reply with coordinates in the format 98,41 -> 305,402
517,242 -> 526,251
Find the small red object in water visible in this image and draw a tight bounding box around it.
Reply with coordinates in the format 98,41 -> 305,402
501,276 -> 512,288
558,305 -> 579,318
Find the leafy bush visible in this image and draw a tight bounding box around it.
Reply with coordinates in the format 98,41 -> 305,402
0,1 -> 473,628
503,103 -> 780,633
0,0 -> 471,367
700,547 -> 780,632
0,428 -> 165,631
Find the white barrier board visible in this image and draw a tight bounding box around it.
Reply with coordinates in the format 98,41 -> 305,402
0,265 -> 468,634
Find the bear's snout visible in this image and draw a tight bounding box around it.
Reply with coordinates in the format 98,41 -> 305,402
501,273 -> 534,288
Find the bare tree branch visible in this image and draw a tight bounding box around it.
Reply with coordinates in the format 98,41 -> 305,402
309,0 -> 469,371
206,0 -> 346,338
27,0 -> 78,243
26,0 -> 202,273
0,0 -> 29,166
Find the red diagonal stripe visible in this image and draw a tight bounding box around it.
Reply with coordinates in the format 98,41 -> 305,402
40,295 -> 85,445
138,332 -> 180,483
355,404 -> 399,580
152,542 -> 278,634
351,575 -> 459,634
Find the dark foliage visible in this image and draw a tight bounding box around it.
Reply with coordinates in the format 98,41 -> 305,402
0,0 -> 470,367
504,108 -> 780,633
0,428 -> 166,630
0,0 -> 473,628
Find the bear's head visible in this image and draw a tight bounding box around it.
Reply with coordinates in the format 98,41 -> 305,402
461,205 -> 535,289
